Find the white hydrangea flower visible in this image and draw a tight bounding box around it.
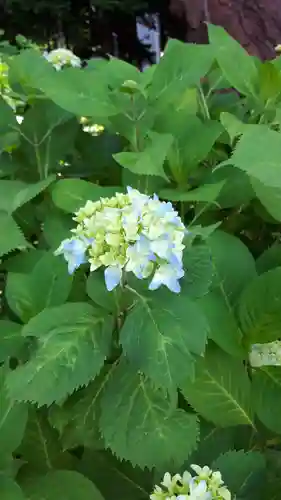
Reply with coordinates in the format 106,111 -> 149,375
55,187 -> 186,293
43,48 -> 81,70
249,341 -> 281,367
150,465 -> 231,500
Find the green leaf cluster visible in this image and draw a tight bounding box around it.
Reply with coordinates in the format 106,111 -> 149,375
1,24 -> 281,500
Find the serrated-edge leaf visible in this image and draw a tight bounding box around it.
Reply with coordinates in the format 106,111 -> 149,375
6,303 -> 113,406
0,212 -> 28,257
100,359 -> 199,469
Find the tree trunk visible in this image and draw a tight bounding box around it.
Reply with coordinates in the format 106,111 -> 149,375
170,0 -> 281,60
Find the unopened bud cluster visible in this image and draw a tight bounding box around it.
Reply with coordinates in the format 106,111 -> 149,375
55,187 -> 186,293
150,465 -> 231,500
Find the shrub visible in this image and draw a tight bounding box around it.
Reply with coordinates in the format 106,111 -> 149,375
0,23 -> 281,500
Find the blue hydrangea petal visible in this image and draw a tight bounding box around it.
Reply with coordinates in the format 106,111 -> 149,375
104,266 -> 122,291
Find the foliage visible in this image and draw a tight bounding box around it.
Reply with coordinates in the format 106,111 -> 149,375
1,23 -> 281,499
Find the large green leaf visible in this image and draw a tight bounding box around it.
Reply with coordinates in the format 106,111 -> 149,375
86,270 -> 131,314
181,345 -> 254,427
51,179 -> 121,213
0,98 -> 19,153
79,449 -> 152,500
238,268 -> 281,344
0,320 -> 24,362
206,165 -> 254,209
0,212 -> 28,257
0,176 -> 56,214
0,476 -> 26,500
114,132 -> 172,179
188,422 -> 235,468
23,470 -> 104,500
100,359 -> 199,469
213,450 -> 266,499
19,101 -> 78,176
39,67 -> 116,118
43,210 -> 74,250
159,181 -> 225,204
120,291 -> 209,392
18,408 -> 72,472
251,177 -> 281,221
148,39 -> 214,107
256,244 -> 281,274
198,290 -> 245,358
181,243 -> 213,299
208,230 -> 257,302
0,367 -> 28,455
48,369 -> 109,450
5,251 -> 72,322
6,303 -> 113,406
230,128 -> 281,188
208,24 -> 257,95
252,367 -> 281,435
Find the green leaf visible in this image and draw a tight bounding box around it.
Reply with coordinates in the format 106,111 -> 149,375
30,251 -> 73,311
181,243 -> 213,299
8,48 -> 53,91
238,268 -> 281,344
18,408 -> 72,472
189,423 -> 235,467
120,291 -> 209,392
258,61 -> 281,102
159,181 -> 225,204
155,113 -> 222,180
148,39 -> 214,107
48,369 -> 109,450
230,128 -> 281,188
43,210 -> 73,250
79,449 -> 152,500
100,359 -> 199,469
213,450 -> 266,499
251,177 -> 281,221
252,367 -> 281,434
114,132 -> 172,179
0,212 -> 28,257
0,476 -> 25,500
51,179 -> 122,213
208,24 -> 257,95
0,367 -> 28,454
0,320 -> 24,362
198,290 -> 245,357
5,251 -> 72,322
206,165 -> 254,209
39,67 -> 116,118
6,303 -> 113,406
256,244 -> 281,274
23,470 -> 104,500
86,270 -> 126,313
0,177 -> 56,214
18,101 -> 78,175
181,345 -> 254,427
208,230 -> 257,302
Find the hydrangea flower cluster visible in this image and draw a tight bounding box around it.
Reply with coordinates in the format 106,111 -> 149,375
249,341 -> 281,367
43,48 -> 81,70
150,465 -> 231,500
55,187 -> 186,293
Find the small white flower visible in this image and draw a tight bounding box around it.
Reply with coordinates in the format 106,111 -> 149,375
150,465 -> 231,500
43,48 -> 81,70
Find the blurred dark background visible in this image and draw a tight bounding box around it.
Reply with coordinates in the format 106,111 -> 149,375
1,0 -> 281,64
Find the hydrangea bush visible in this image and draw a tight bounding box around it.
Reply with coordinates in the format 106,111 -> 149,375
1,23 -> 281,500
